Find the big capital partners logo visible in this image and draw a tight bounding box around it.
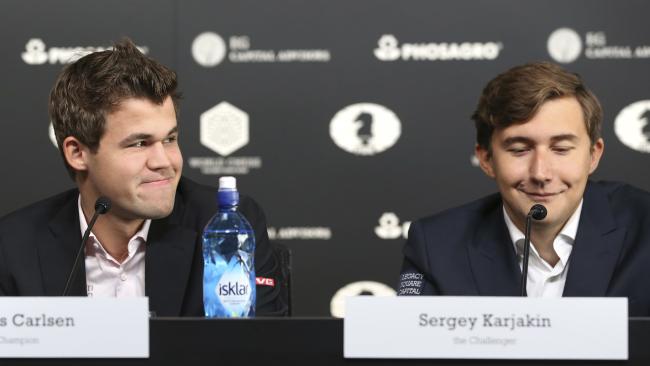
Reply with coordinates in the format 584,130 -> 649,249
547,28 -> 650,63
330,103 -> 401,156
267,226 -> 332,240
374,34 -> 503,61
192,31 -> 330,67
22,38 -> 149,65
614,100 -> 650,153
188,101 -> 262,175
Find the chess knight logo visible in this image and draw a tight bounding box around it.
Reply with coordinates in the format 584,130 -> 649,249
614,100 -> 650,153
329,103 -> 401,156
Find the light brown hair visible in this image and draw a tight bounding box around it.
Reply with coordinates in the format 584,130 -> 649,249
471,61 -> 602,152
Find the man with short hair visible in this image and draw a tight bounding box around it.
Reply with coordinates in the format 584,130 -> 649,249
399,62 -> 650,316
0,39 -> 288,316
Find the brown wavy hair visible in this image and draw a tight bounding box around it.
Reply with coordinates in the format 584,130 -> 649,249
49,38 -> 180,179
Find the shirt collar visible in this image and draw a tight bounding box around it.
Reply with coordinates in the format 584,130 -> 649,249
77,195 -> 151,244
503,199 -> 583,256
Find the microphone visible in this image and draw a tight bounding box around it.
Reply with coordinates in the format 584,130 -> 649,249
520,204 -> 547,296
62,196 -> 111,296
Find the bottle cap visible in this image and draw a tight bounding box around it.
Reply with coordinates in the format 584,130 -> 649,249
218,176 -> 237,191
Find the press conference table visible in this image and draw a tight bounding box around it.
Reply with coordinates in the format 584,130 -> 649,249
5,318 -> 650,365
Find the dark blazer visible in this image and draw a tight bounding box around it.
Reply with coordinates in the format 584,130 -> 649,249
0,177 -> 288,317
399,181 -> 650,316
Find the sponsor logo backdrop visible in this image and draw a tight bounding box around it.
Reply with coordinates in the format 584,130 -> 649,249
1,0 -> 649,316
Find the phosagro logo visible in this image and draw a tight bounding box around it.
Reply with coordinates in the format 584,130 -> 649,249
614,100 -> 650,153
330,103 -> 401,156
547,28 -> 582,64
329,281 -> 396,318
192,32 -> 227,67
374,34 -> 502,61
375,212 -> 411,239
22,38 -> 148,65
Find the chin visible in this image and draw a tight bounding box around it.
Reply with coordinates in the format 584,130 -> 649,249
138,203 -> 175,219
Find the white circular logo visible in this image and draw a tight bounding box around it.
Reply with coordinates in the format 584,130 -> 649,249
329,281 -> 396,318
330,103 -> 401,156
192,32 -> 227,67
547,28 -> 582,64
48,122 -> 58,147
614,100 -> 650,153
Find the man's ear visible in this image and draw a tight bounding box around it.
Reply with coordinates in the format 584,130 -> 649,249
589,138 -> 604,174
62,136 -> 90,173
475,143 -> 496,178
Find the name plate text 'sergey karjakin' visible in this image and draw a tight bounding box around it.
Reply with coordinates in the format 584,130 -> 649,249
344,296 -> 627,360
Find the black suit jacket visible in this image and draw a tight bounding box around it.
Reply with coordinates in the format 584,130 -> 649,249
399,181 -> 650,316
0,177 -> 288,316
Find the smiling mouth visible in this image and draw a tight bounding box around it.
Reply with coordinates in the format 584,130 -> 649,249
521,190 -> 560,201
142,177 -> 173,186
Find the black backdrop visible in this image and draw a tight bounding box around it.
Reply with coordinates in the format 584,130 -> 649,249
2,0 -> 649,316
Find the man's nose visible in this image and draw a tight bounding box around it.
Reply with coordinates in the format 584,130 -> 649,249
147,142 -> 172,169
529,149 -> 553,183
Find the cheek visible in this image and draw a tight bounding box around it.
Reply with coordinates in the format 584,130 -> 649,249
166,147 -> 183,169
492,157 -> 527,184
109,156 -> 147,179
557,156 -> 592,184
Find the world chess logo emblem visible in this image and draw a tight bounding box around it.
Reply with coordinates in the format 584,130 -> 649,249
200,101 -> 249,156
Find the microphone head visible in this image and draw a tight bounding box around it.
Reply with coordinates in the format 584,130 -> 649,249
530,204 -> 547,220
94,196 -> 112,215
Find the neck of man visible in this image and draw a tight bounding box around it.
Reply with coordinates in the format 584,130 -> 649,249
80,197 -> 144,263
529,227 -> 561,267
507,206 -> 564,268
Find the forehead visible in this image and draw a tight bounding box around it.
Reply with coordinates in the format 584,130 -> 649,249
103,97 -> 176,134
494,97 -> 588,141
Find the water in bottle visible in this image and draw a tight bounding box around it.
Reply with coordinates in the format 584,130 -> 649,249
202,176 -> 256,317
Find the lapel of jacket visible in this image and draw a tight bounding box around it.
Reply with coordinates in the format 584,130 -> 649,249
563,181 -> 626,296
467,198 -> 521,296
145,197 -> 198,316
40,192 -> 87,296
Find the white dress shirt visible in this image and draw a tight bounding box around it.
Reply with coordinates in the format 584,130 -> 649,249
78,197 -> 148,297
503,200 -> 583,297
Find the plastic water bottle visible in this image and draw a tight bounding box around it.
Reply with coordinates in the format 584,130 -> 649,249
202,176 -> 256,318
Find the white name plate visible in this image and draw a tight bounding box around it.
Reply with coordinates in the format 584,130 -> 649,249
344,296 -> 627,360
0,297 -> 149,358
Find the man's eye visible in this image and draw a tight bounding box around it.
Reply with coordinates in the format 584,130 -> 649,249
163,135 -> 178,144
507,147 -> 529,155
553,146 -> 574,154
129,141 -> 147,148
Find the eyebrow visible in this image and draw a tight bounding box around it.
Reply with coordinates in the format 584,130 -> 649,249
501,133 -> 579,147
549,134 -> 579,143
119,126 -> 178,147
